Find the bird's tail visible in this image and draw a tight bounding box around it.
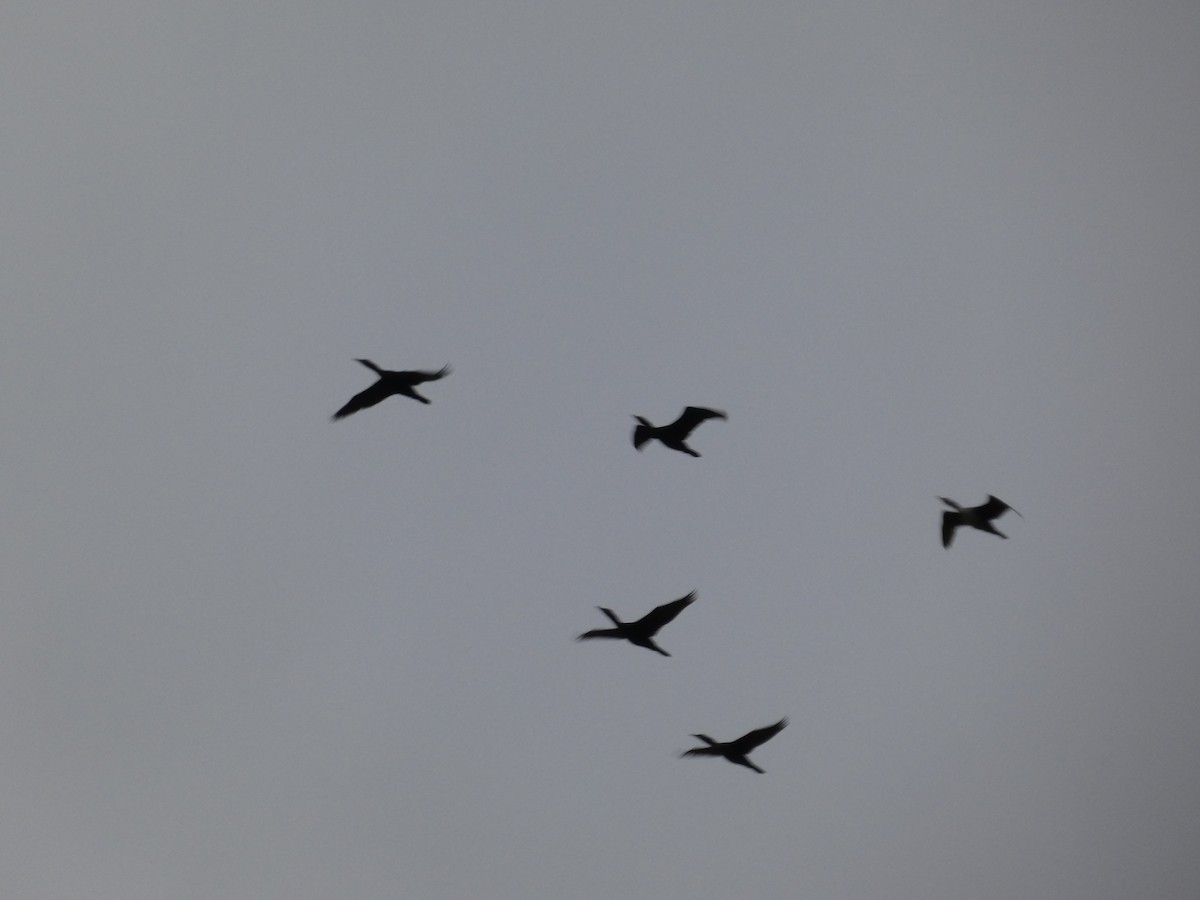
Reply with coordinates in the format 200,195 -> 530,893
632,419 -> 652,450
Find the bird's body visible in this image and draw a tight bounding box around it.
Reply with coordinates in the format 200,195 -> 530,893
681,718 -> 787,773
939,495 -> 1021,547
332,360 -> 451,420
632,406 -> 726,457
576,592 -> 696,657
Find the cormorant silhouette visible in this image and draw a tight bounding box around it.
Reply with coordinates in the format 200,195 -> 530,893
939,495 -> 1021,548
332,360 -> 451,420
681,718 -> 787,773
576,591 -> 696,657
631,406 -> 726,457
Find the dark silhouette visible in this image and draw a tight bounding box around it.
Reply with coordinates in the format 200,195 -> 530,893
681,718 -> 787,773
940,495 -> 1021,548
576,591 -> 696,657
631,406 -> 726,457
332,360 -> 451,420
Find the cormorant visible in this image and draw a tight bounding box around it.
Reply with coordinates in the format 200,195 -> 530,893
332,360 -> 451,420
939,495 -> 1021,548
576,591 -> 696,657
681,718 -> 787,773
632,406 -> 726,457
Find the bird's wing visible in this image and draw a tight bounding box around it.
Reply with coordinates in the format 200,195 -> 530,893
634,591 -> 696,635
730,718 -> 787,753
735,758 -> 766,774
576,628 -> 622,641
332,382 -> 392,420
672,406 -> 727,435
398,364 -> 451,384
941,511 -> 959,548
981,495 -> 1019,519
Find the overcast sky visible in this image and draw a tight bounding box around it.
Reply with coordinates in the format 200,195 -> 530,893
4,3 -> 1199,898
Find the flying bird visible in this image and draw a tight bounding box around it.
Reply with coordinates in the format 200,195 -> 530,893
632,406 -> 727,457
576,591 -> 696,657
939,495 -> 1021,548
332,360 -> 451,420
680,718 -> 787,774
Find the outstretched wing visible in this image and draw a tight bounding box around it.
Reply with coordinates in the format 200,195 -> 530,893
729,718 -> 787,754
332,382 -> 391,420
671,406 -> 727,436
980,495 -> 1019,519
397,364 -> 451,385
576,628 -> 622,642
633,591 -> 696,635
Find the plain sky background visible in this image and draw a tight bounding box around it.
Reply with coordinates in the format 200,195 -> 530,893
3,3 -> 1199,898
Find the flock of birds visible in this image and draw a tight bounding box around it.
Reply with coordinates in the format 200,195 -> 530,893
333,359 -> 1022,773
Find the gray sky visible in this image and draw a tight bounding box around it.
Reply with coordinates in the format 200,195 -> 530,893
4,2 -> 1199,898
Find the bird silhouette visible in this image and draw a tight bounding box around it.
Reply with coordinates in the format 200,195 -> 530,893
939,495 -> 1021,548
332,360 -> 451,420
576,591 -> 696,657
681,718 -> 787,773
631,406 -> 726,457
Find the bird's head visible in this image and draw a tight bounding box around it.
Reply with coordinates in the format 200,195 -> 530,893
691,734 -> 716,745
938,497 -> 961,510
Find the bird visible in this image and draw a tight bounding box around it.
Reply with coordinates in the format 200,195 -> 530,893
631,406 -> 726,457
332,360 -> 451,420
680,718 -> 787,774
939,495 -> 1021,548
576,591 -> 696,657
